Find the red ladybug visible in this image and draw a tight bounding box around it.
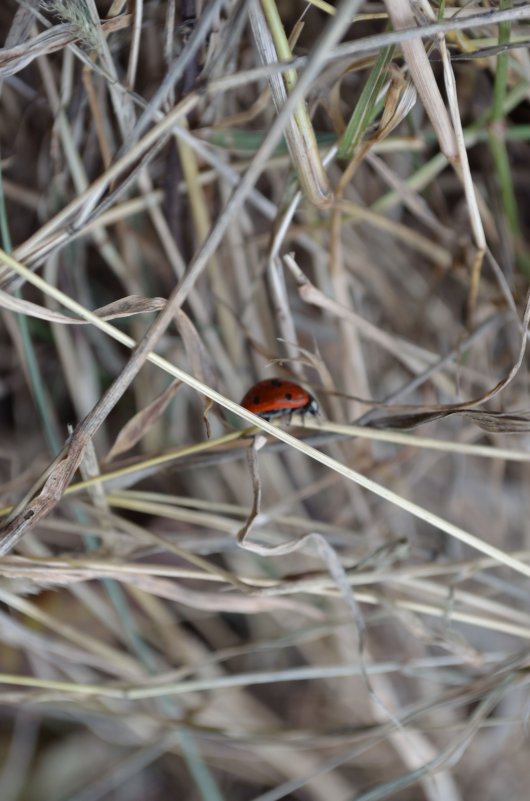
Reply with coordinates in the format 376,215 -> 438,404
240,378 -> 319,421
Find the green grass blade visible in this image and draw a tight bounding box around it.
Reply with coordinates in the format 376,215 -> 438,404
338,42 -> 394,160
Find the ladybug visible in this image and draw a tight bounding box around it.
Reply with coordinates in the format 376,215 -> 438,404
240,378 -> 319,421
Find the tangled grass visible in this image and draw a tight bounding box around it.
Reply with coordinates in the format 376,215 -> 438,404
0,2 -> 529,800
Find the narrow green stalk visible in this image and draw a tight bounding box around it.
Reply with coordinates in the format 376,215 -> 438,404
0,164 -> 61,454
487,0 -> 530,274
338,42 -> 394,160
492,3 -> 511,122
488,131 -> 519,236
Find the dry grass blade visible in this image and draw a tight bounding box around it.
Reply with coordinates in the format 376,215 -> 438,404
249,0 -> 333,206
384,0 -> 457,159
0,16 -> 131,79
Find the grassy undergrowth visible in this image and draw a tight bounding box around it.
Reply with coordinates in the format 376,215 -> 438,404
0,2 -> 529,800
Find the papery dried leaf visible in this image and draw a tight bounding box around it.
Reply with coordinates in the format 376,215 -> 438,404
105,380 -> 182,462
0,289 -> 165,325
173,310 -> 215,387
368,410 -> 454,430
376,74 -> 417,140
93,295 -> 166,319
173,309 -> 216,434
462,410 -> 530,434
368,408 -> 530,434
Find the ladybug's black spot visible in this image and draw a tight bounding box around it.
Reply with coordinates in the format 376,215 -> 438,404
253,395 -> 260,404
285,392 -> 293,400
270,379 -> 283,387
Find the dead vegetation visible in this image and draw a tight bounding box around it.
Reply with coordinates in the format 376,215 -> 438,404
0,1 -> 530,800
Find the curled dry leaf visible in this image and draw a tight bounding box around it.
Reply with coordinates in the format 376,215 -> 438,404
376,68 -> 417,140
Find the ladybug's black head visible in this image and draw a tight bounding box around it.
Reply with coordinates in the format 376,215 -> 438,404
306,397 -> 319,417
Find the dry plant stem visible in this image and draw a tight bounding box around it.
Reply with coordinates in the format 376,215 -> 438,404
331,74 -> 423,402
266,257 -> 305,373
0,244 -> 528,410
4,542 -> 529,607
250,0 -> 333,206
0,585 -> 143,676
382,3 -> 486,326
332,6 -> 530,65
367,681 -> 462,801
329,132 -> 401,412
0,0 -> 361,553
5,35 -> 530,801
176,5 -> 530,92
175,126 -> 237,362
2,1 -> 37,52
384,0 -> 456,159
0,645 -> 526,700
438,37 -> 486,324
339,200 -> 451,267
6,546 -> 530,637
351,684 -> 510,801
237,438 -> 264,542
329,199 -> 371,414
82,66 -> 113,168
366,152 -> 451,240
265,147 -> 336,375
36,50 -> 133,291
82,0 -> 136,137
126,0 -> 143,90
107,0 -> 128,14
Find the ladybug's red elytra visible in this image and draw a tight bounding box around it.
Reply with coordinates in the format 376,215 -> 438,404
240,378 -> 319,421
